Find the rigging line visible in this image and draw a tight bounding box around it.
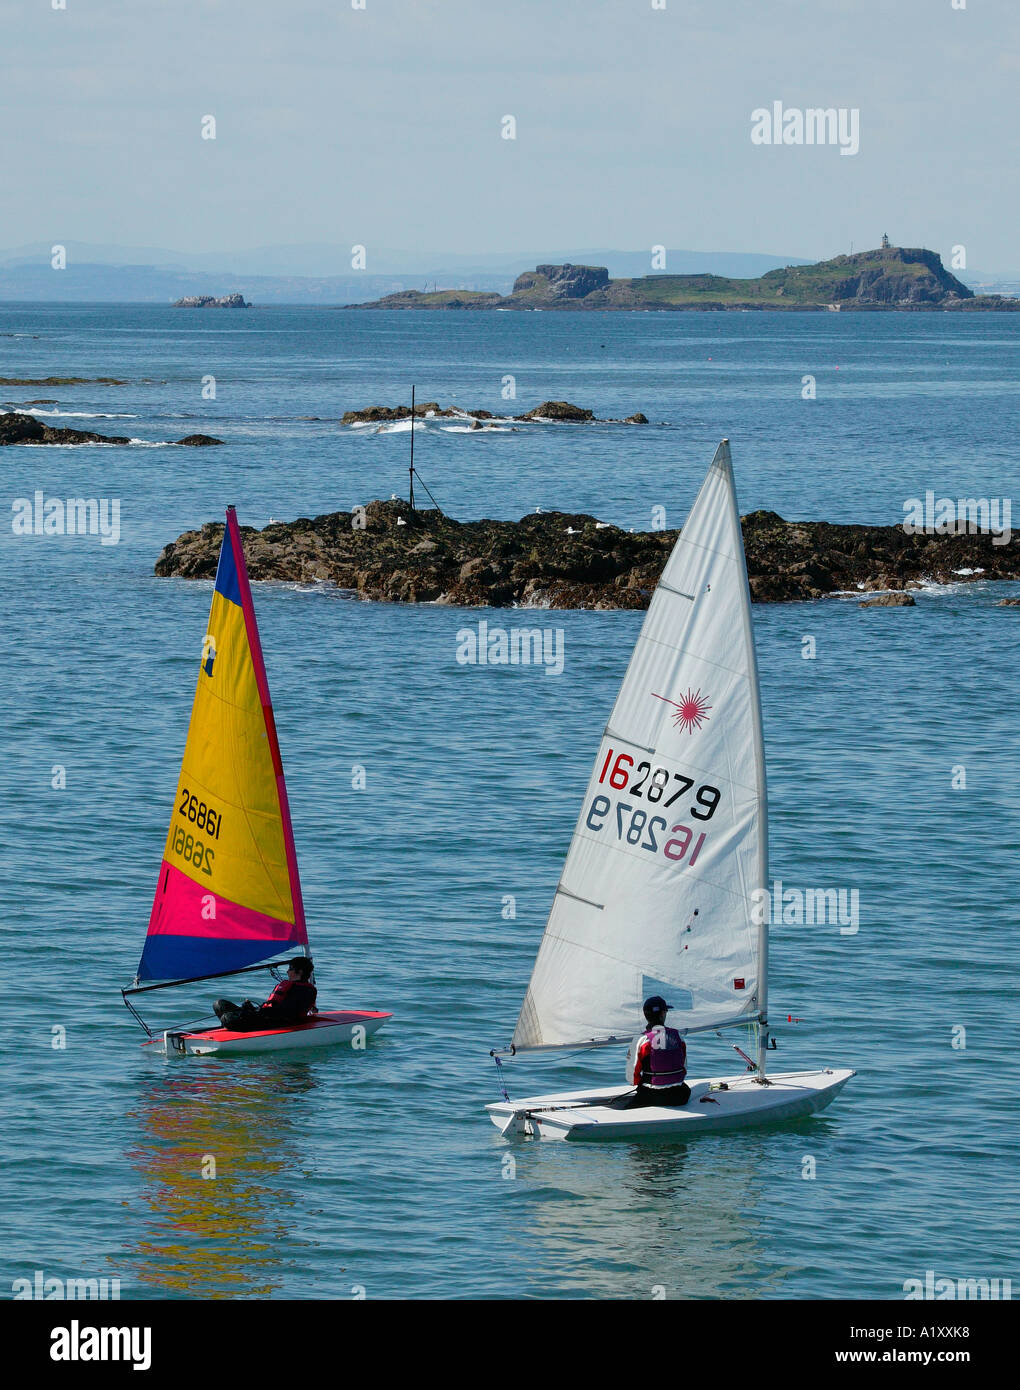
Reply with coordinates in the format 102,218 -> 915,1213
492,1052 -> 511,1103
172,1014 -> 220,1034
411,468 -> 443,512
123,958 -> 291,997
122,992 -> 152,1038
515,1089 -> 638,1118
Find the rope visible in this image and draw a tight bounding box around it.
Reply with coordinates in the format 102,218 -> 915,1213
122,992 -> 152,1039
492,1052 -> 511,1103
410,467 -> 443,513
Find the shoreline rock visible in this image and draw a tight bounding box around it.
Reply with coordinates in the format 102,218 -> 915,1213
154,500 -> 1020,607
860,592 -> 917,608
0,376 -> 130,386
340,399 -> 648,425
0,412 -> 222,447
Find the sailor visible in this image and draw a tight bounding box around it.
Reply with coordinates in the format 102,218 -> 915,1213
214,957 -> 318,1032
621,996 -> 691,1107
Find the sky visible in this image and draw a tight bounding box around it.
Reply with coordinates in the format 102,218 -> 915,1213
3,0 -> 1019,270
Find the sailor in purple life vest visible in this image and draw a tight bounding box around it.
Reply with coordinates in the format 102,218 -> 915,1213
621,996 -> 691,1108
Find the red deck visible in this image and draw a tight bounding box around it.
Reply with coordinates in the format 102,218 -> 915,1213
144,1009 -> 392,1046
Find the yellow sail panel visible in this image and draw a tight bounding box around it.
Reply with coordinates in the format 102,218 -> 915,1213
163,585 -> 294,922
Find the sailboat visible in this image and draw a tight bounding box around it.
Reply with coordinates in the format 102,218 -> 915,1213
487,442 -> 853,1140
123,506 -> 391,1056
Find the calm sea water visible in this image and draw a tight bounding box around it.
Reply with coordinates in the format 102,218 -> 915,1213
1,305 -> 1017,1300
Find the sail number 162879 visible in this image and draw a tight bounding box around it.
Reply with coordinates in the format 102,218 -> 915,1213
587,748 -> 722,866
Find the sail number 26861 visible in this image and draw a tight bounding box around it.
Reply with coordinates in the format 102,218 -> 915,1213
177,787 -> 223,840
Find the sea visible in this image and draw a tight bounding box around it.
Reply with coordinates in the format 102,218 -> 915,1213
1,304 -> 1017,1300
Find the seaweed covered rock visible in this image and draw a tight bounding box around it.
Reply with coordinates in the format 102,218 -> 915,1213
155,501 -> 1020,608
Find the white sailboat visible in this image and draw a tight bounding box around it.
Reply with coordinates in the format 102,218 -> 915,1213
487,441 -> 854,1140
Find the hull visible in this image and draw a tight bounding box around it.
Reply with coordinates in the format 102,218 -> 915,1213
486,1067 -> 854,1141
145,1009 -> 392,1056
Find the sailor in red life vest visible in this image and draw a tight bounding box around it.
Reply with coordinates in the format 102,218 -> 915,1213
214,957 -> 318,1032
621,996 -> 691,1108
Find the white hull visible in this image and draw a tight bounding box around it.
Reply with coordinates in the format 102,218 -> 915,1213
487,1067 -> 854,1141
145,1009 -> 391,1057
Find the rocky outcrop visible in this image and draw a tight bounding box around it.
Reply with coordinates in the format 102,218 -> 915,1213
173,293 -> 251,307
517,401 -> 594,421
155,500 -> 1020,607
342,401 -> 478,424
512,263 -> 611,299
0,412 -> 221,446
340,399 -> 647,425
860,592 -> 917,608
0,376 -> 129,386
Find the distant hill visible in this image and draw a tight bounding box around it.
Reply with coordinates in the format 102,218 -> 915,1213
0,243 -> 811,303
1,242 -> 1014,307
348,247 -> 1020,312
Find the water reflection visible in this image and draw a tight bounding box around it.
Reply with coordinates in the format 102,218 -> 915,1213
123,1061 -> 318,1298
501,1131 -> 798,1298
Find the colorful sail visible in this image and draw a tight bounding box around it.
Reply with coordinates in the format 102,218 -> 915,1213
138,508 -> 307,982
512,441 -> 768,1049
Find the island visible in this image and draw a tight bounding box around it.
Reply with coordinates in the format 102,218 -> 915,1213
154,500 -> 1020,607
345,245 -> 1019,312
172,294 -> 251,308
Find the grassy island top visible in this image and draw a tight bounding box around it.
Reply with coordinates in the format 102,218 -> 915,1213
346,245 -> 1019,312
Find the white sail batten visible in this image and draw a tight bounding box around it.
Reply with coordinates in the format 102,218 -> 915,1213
512,441 -> 769,1051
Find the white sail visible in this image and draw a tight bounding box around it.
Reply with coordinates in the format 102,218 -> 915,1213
512,441 -> 768,1050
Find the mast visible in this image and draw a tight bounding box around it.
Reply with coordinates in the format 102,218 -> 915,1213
409,385 -> 416,510
719,440 -> 770,1076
